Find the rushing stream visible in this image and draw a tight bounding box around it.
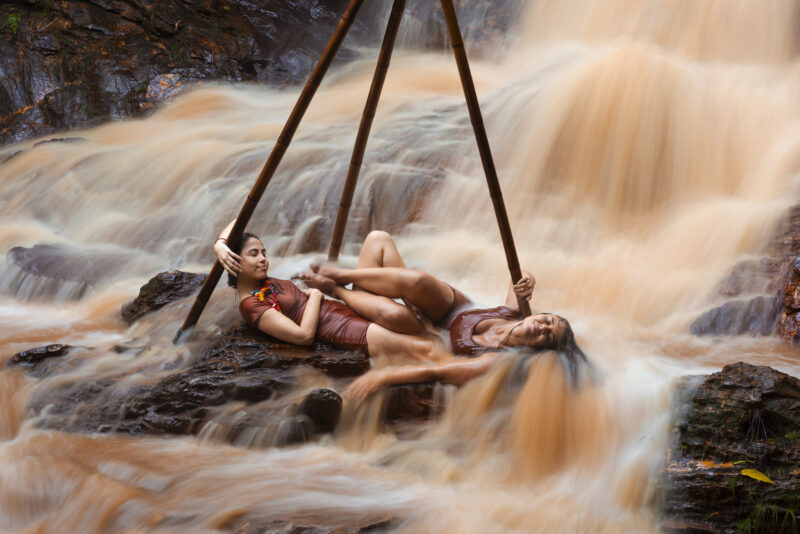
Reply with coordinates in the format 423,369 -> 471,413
2,1 -> 800,532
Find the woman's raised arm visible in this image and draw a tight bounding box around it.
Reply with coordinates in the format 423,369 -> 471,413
505,269 -> 535,309
213,219 -> 242,276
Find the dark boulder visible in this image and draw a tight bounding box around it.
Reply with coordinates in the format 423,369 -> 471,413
22,267 -> 440,445
28,323 -> 367,443
9,343 -> 73,366
121,269 -> 207,323
659,362 -> 800,533
0,0 -> 367,145
777,257 -> 800,343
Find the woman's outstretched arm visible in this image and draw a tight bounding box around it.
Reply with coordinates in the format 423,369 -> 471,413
345,352 -> 502,403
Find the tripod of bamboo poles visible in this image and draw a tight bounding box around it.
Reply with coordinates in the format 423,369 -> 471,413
175,0 -> 529,343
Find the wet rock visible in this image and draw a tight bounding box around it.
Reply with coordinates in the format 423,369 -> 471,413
7,343 -> 88,378
224,517 -> 395,534
2,242 -> 158,301
202,323 -> 371,379
300,388 -> 342,433
384,383 -> 442,423
121,269 -> 207,323
659,362 -> 800,534
715,259 -> 773,298
29,322 -> 366,443
399,0 -> 523,51
776,257 -> 800,343
9,343 -> 74,366
0,0 -> 371,145
689,295 -> 781,337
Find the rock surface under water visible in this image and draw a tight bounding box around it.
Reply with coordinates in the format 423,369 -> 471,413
660,362 -> 800,534
10,269 -> 439,446
694,203 -> 800,342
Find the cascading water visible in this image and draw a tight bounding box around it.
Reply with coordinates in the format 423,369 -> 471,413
2,1 -> 800,532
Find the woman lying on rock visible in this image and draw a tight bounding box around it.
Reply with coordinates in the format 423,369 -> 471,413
213,221 -> 448,363
297,231 -> 589,401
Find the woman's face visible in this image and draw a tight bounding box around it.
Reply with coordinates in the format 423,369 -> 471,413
239,237 -> 269,281
514,313 -> 567,349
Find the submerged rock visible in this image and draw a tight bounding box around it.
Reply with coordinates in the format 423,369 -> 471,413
659,362 -> 800,534
17,268 -> 445,446
3,243 -> 153,301
27,324 -> 367,443
9,343 -> 74,366
690,296 -> 782,337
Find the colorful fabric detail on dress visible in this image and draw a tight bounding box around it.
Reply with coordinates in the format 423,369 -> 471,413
252,281 -> 280,312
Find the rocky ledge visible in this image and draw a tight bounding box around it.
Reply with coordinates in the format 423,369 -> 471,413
659,362 -> 800,534
691,203 -> 800,343
7,269 -> 439,446
0,0 -> 365,145
0,0 -> 518,146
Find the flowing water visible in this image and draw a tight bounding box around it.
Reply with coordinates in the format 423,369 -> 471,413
2,1 -> 800,532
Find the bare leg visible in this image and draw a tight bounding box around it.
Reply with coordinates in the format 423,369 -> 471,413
356,230 -> 407,269
365,323 -> 449,364
331,284 -> 422,334
320,231 -> 456,321
298,270 -> 423,335
320,265 -> 455,322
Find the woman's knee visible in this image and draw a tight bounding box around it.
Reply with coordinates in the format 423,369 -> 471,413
363,230 -> 393,249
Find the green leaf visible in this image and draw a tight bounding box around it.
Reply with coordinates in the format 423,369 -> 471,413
741,469 -> 775,485
734,460 -> 754,465
7,13 -> 21,35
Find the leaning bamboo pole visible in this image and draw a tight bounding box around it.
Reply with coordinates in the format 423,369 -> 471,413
328,0 -> 406,261
440,0 -> 531,317
175,0 -> 366,342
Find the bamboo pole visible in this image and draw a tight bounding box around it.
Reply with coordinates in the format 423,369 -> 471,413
440,0 -> 531,317
328,0 -> 406,261
175,0 -> 366,343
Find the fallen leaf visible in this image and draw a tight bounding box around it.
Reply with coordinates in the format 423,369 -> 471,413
741,469 -> 775,485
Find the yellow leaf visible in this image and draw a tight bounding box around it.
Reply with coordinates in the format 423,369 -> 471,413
741,469 -> 775,485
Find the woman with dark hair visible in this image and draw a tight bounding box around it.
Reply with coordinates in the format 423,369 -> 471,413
213,221 -> 448,363
296,230 -> 589,400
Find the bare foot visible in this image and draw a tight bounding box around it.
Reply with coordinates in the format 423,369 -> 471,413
309,260 -> 346,284
296,272 -> 337,295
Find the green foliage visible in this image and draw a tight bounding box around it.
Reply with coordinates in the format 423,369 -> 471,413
786,430 -> 800,442
753,504 -> 769,532
737,517 -> 752,534
728,477 -> 738,496
7,13 -> 20,35
782,509 -> 797,533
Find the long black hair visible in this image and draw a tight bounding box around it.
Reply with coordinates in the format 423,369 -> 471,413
226,232 -> 262,288
552,316 -> 591,386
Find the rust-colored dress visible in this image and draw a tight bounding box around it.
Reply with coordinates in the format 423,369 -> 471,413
239,277 -> 371,354
449,305 -> 521,357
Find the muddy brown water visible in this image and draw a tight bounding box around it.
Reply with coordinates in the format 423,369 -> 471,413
2,1 -> 800,532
